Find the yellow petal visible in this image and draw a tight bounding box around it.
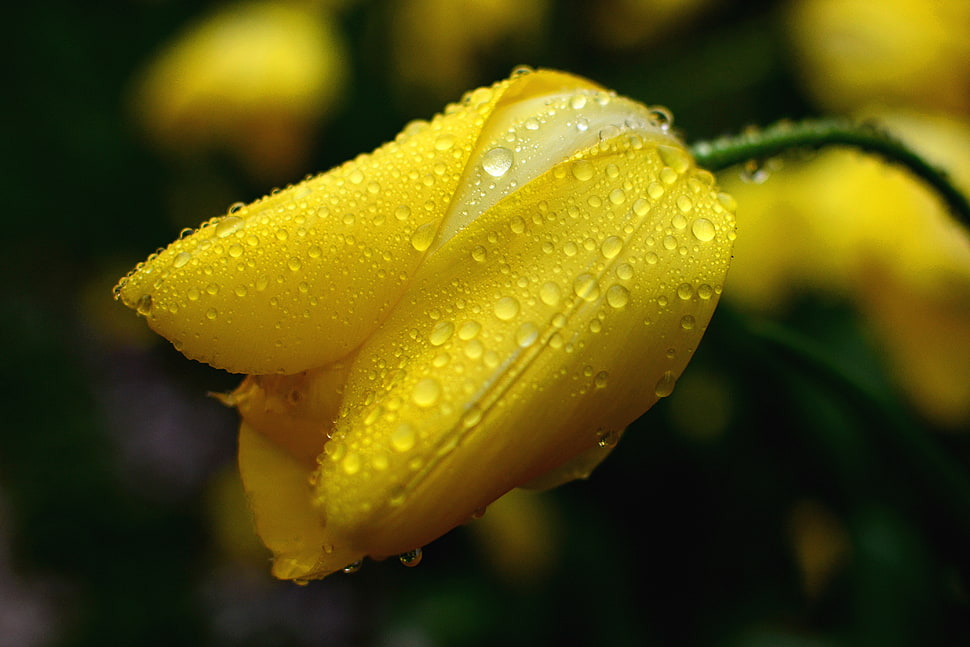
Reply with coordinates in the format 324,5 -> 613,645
237,422 -> 361,580
115,70 -> 605,375
313,120 -> 735,562
223,359 -> 352,466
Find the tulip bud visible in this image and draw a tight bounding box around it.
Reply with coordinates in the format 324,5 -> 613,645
116,68 -> 736,580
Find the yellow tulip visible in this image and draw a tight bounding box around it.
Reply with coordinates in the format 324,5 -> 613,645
132,1 -> 347,180
116,68 -> 736,580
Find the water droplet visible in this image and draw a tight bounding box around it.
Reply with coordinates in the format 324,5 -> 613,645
601,236 -> 623,259
539,281 -> 562,306
597,429 -> 619,447
676,195 -> 693,213
655,371 -> 676,397
677,283 -> 695,300
342,560 -> 363,574
606,284 -> 630,308
410,222 -> 437,252
205,307 -> 218,320
516,322 -> 539,347
660,168 -> 679,185
681,314 -> 696,330
172,252 -> 192,268
228,244 -> 244,258
215,215 -> 244,238
609,188 -> 626,205
509,216 -> 526,234
391,424 -> 416,452
573,274 -> 600,302
464,339 -> 484,359
571,159 -> 595,181
657,145 -> 690,174
633,198 -> 650,217
649,107 -> 674,130
594,371 -> 609,389
412,378 -> 441,407
462,406 -> 483,428
395,205 -> 411,221
342,452 -> 361,475
136,294 -> 152,316
698,284 -> 714,300
399,548 -> 423,567
570,94 -> 588,110
429,321 -> 454,346
494,296 -> 520,321
691,218 -> 716,242
663,235 -> 678,250
482,147 -> 514,177
434,133 -> 456,151
616,263 -> 634,280
458,320 -> 481,340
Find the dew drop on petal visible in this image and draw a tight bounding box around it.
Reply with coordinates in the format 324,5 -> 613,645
482,147 -> 514,177
412,378 -> 442,407
410,222 -> 437,252
573,274 -> 600,302
691,218 -> 716,242
601,236 -> 623,259
571,159 -> 595,181
434,133 -> 456,151
391,423 -> 416,452
594,371 -> 609,389
606,284 -> 630,309
136,294 -> 152,316
539,281 -> 562,306
342,560 -> 363,574
429,321 -> 455,346
655,371 -> 676,397
215,215 -> 244,238
458,320 -> 482,340
399,548 -> 423,567
516,322 -> 539,348
173,252 -> 192,268
494,296 -> 520,321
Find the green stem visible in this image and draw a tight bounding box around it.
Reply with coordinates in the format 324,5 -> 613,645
690,118 -> 970,228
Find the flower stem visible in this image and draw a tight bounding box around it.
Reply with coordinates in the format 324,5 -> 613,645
690,118 -> 970,228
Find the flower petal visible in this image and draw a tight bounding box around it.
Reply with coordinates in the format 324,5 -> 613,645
312,126 -> 736,561
116,70 -> 603,374
237,422 -> 361,581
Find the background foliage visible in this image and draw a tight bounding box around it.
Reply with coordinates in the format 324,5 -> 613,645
3,1 -> 969,645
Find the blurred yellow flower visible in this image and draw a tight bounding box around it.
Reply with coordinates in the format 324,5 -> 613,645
721,110 -> 970,426
469,488 -> 560,587
133,1 -> 347,181
116,69 -> 736,580
788,0 -> 970,114
391,0 -> 548,102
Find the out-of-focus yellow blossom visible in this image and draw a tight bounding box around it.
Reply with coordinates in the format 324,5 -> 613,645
469,488 -> 559,587
592,0 -> 717,50
721,110 -> 970,426
133,1 -> 347,181
116,69 -> 736,580
391,0 -> 548,102
788,0 -> 970,114
787,500 -> 850,599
